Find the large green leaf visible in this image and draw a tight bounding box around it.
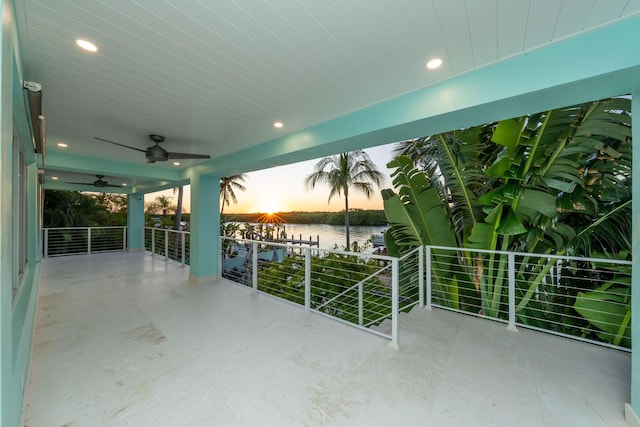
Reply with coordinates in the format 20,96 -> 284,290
574,278 -> 630,347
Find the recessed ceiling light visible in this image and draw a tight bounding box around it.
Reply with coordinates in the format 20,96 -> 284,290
76,39 -> 98,52
274,122 -> 283,128
122,183 -> 127,186
51,176 -> 58,180
173,162 -> 180,166
426,58 -> 442,69
57,143 -> 68,148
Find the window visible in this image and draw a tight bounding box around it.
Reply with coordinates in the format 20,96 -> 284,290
12,129 -> 27,302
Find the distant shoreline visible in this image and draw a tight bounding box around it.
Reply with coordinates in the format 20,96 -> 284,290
221,210 -> 387,226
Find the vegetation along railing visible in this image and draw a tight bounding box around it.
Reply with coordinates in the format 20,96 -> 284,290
219,237 -> 423,347
43,227 -> 127,257
144,227 -> 190,266
425,245 -> 632,350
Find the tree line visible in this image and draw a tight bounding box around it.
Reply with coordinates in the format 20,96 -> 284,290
222,210 -> 386,226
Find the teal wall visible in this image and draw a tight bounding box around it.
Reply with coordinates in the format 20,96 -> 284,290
1,1 -> 42,426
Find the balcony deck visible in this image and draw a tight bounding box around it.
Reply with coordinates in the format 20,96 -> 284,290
25,252 -> 630,426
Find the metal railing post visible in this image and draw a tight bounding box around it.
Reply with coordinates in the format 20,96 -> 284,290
358,282 -> 364,326
252,241 -> 258,292
507,252 -> 517,331
389,258 -> 399,349
123,227 -> 127,251
218,237 -> 223,277
164,229 -> 169,261
304,248 -> 311,310
418,246 -> 424,308
151,228 -> 156,256
425,246 -> 432,310
44,228 -> 49,258
181,233 -> 186,266
87,228 -> 92,254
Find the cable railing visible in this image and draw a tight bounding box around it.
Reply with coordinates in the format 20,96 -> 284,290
144,227 -> 190,266
425,245 -> 632,350
220,236 -> 404,346
42,227 -> 127,257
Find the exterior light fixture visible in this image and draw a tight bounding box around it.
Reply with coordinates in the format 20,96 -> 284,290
51,176 -> 58,180
173,162 -> 180,166
57,143 -> 68,148
76,39 -> 98,52
274,122 -> 283,128
426,58 -> 442,69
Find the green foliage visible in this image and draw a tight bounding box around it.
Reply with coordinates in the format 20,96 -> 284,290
43,190 -> 127,227
383,97 -> 632,347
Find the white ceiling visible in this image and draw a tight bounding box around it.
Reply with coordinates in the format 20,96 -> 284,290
14,0 -> 640,189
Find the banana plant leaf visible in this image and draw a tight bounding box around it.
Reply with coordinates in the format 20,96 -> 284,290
574,277 -> 630,347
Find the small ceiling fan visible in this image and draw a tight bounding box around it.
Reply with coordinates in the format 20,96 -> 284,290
66,175 -> 124,188
95,134 -> 211,163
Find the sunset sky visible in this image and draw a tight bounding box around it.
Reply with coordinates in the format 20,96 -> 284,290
145,143 -> 398,214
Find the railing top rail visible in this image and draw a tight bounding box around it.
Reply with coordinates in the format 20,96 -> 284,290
425,245 -> 632,265
43,226 -> 127,231
144,227 -> 190,235
220,236 -> 396,261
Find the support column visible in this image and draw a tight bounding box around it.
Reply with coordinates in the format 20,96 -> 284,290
189,173 -> 219,282
127,192 -> 145,251
628,92 -> 640,426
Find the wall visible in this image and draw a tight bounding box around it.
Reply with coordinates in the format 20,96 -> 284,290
1,0 -> 42,425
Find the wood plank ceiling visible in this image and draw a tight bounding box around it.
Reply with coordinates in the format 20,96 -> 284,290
14,0 -> 640,184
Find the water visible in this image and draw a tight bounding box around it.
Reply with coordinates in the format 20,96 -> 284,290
278,223 -> 386,251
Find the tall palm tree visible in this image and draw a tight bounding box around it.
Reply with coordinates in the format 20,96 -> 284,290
220,174 -> 247,215
305,151 -> 383,249
155,195 -> 173,217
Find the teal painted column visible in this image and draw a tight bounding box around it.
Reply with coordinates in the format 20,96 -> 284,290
629,93 -> 640,425
127,192 -> 145,251
189,173 -> 219,281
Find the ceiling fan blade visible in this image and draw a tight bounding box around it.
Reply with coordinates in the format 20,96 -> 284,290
66,181 -> 93,185
94,137 -> 147,153
166,152 -> 211,160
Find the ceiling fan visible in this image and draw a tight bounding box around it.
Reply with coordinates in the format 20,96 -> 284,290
95,134 -> 211,163
66,175 -> 124,188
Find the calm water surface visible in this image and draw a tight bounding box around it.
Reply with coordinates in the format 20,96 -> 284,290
279,224 -> 386,251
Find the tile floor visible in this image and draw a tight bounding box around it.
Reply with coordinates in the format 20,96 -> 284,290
25,251 -> 631,426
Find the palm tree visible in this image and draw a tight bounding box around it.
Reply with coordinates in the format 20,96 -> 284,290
155,195 -> 173,217
305,151 -> 383,249
220,174 -> 247,215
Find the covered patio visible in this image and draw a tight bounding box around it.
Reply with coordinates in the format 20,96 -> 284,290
26,252 -> 630,426
2,2 -> 640,426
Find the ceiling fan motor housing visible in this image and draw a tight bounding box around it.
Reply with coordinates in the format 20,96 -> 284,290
146,144 -> 169,161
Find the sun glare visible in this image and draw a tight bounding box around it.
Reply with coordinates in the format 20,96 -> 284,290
261,204 -> 277,215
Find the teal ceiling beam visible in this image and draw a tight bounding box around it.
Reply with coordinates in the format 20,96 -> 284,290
46,151 -> 183,182
192,13 -> 640,177
42,182 -> 132,194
